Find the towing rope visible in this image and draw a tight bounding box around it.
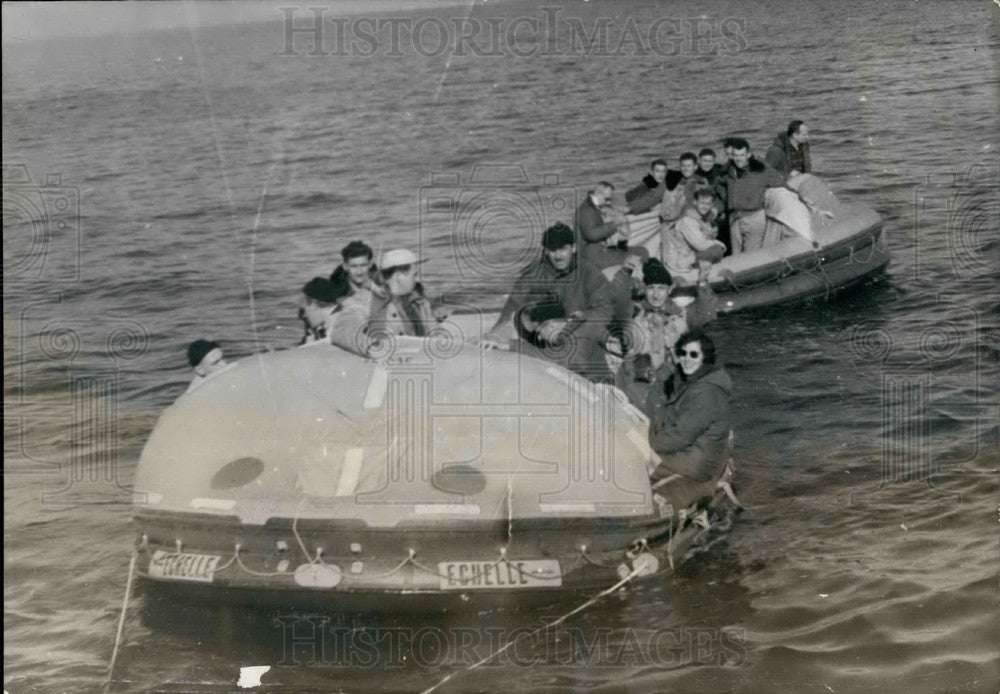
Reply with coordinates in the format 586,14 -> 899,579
418,562 -> 646,694
104,551 -> 137,694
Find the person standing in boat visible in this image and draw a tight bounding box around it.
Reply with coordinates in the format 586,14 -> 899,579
646,329 -> 733,515
185,339 -> 231,392
299,277 -> 345,345
574,181 -> 629,269
481,222 -> 615,383
765,120 -> 812,177
714,137 -> 787,254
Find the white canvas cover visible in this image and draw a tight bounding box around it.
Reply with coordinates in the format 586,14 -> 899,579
135,335 -> 656,527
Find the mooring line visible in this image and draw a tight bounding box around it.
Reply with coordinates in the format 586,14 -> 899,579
104,551 -> 137,694
418,565 -> 643,694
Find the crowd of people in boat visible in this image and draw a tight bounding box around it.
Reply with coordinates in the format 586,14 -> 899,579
185,120 -> 825,516
582,119 -> 832,281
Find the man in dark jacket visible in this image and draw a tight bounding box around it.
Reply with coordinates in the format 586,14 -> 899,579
765,120 -> 812,177
715,137 -> 787,254
482,222 -> 614,382
646,329 -> 732,514
696,148 -> 727,185
624,159 -> 670,215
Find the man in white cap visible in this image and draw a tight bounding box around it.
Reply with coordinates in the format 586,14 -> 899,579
329,248 -> 439,355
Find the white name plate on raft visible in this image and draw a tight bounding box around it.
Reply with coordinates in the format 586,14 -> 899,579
148,550 -> 221,583
438,560 -> 561,590
414,504 -> 480,515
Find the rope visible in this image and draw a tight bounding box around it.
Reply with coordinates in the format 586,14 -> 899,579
291,500 -> 320,565
213,552 -> 238,573
780,257 -> 798,279
418,563 -> 645,694
234,550 -> 294,577
104,552 -> 137,694
851,235 -> 882,264
346,550 -> 415,580
140,517 -> 673,585
816,254 -> 833,298
718,229 -> 884,297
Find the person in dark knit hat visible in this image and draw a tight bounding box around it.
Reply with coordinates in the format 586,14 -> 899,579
185,339 -> 230,393
482,221 -> 614,383
615,258 -> 717,411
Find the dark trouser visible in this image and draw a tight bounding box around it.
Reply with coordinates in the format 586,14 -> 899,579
650,446 -> 727,513
717,216 -> 733,256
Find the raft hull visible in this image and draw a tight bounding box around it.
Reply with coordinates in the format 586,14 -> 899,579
133,339 -> 732,610
709,206 -> 888,313
134,489 -> 734,611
